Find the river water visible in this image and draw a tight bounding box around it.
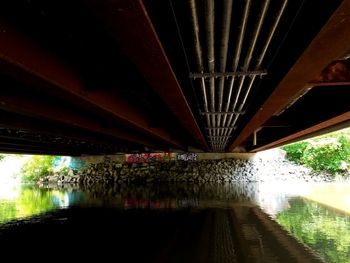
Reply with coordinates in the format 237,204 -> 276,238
0,181 -> 349,262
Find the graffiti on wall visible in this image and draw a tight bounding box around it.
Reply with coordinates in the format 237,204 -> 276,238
126,153 -> 198,163
126,153 -> 174,163
176,153 -> 198,161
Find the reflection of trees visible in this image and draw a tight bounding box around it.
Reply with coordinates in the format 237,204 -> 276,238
16,187 -> 58,218
276,198 -> 350,263
0,203 -> 17,223
0,186 -> 61,223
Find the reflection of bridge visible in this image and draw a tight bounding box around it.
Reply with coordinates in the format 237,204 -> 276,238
0,206 -> 326,262
156,207 -> 325,263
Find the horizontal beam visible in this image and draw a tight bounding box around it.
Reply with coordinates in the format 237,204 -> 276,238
228,0 -> 350,151
0,130 -> 120,154
0,20 -> 184,149
0,140 -> 81,154
0,94 -> 161,149
307,81 -> 350,87
85,0 -> 208,150
0,111 -> 123,148
252,111 -> 350,152
0,147 -> 79,156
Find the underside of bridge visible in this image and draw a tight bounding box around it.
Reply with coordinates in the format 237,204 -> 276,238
0,0 -> 349,155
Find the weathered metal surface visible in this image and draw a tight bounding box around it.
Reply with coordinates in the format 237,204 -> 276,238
0,94 -> 160,149
228,0 -> 350,152
0,111 -> 127,151
0,0 -> 347,154
86,0 -> 208,150
0,21 -> 185,149
252,111 -> 350,152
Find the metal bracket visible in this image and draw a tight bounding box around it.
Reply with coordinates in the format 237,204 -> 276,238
201,111 -> 245,116
189,70 -> 267,79
206,126 -> 236,130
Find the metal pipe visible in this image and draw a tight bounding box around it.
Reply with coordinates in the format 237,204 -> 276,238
189,0 -> 212,139
240,0 -> 288,110
224,0 -> 270,136
205,0 -> 216,140
221,0 -> 251,136
217,0 -> 233,129
257,0 -> 289,68
227,0 -> 288,139
231,0 -> 270,110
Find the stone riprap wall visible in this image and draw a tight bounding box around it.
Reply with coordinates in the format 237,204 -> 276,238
55,152 -> 254,173
79,159 -> 256,185
42,150 -> 333,186
73,156 -> 332,186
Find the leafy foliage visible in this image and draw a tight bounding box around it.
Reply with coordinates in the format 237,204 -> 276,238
282,141 -> 310,164
282,128 -> 350,175
302,136 -> 350,174
21,155 -> 57,183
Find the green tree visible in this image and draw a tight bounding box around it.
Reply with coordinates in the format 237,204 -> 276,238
0,154 -> 6,161
282,128 -> 350,176
302,136 -> 350,174
282,141 -> 310,164
21,155 -> 57,182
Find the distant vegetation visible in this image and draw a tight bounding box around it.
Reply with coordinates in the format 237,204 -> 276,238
0,154 -> 6,161
282,128 -> 350,176
21,155 -> 57,183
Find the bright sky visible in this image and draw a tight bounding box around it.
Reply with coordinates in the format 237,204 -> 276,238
0,155 -> 29,199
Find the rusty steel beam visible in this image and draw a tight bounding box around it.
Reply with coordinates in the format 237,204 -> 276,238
0,146 -> 79,156
252,111 -> 350,152
86,0 -> 209,151
0,21 -> 185,150
0,138 -> 81,153
0,129 -> 122,154
0,94 -> 161,149
228,0 -> 350,152
307,81 -> 350,87
310,59 -> 350,83
0,111 -> 123,148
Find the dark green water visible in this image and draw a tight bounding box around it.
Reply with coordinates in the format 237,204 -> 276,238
0,182 -> 349,262
0,185 -> 83,223
276,197 -> 350,263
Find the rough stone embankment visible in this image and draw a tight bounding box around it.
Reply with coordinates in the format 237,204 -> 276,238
41,153 -> 334,186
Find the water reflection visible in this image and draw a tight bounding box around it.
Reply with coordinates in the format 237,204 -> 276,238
1,181 -> 347,221
276,197 -> 350,263
77,181 -> 261,209
0,182 -> 264,223
0,181 -> 348,262
0,185 -> 69,223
